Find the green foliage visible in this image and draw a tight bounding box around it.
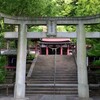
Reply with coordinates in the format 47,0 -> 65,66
55,0 -> 75,16
65,25 -> 76,32
0,0 -> 58,17
92,60 -> 100,66
0,56 -> 6,83
44,0 -> 59,16
0,68 -> 6,83
0,20 -> 4,38
57,26 -> 66,32
0,56 -> 6,67
28,26 -> 43,32
87,42 -> 100,57
94,69 -> 100,74
0,0 -> 100,17
0,19 -> 6,49
75,0 -> 100,16
27,54 -> 35,60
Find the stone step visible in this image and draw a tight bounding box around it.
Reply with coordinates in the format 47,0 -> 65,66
32,72 -> 77,75
26,84 -> 78,86
29,79 -> 77,81
32,72 -> 77,74
30,75 -> 77,78
26,86 -> 77,90
28,81 -> 78,84
31,77 -> 77,79
33,69 -> 76,71
31,73 -> 77,75
30,76 -> 77,79
32,73 -> 77,75
26,90 -> 78,95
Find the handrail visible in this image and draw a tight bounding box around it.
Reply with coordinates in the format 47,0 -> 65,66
72,50 -> 77,69
54,48 -> 57,95
26,51 -> 39,78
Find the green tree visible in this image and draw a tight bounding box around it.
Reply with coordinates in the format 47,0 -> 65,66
75,0 -> 100,16
54,0 -> 75,17
0,0 -> 57,17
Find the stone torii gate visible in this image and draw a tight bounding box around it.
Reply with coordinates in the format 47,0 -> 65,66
0,13 -> 100,100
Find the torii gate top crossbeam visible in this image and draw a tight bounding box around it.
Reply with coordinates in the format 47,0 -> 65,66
0,13 -> 100,24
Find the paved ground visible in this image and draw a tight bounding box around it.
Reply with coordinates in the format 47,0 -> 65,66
0,95 -> 100,100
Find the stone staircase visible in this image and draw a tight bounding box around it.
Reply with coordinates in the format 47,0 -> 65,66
26,55 -> 78,96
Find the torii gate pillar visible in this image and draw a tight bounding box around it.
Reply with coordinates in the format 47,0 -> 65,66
77,22 -> 89,99
14,23 -> 28,100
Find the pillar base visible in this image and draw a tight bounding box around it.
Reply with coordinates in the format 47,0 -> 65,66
78,84 -> 89,98
14,83 -> 26,98
14,98 -> 29,100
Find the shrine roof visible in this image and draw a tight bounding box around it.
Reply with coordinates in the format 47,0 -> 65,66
42,38 -> 70,42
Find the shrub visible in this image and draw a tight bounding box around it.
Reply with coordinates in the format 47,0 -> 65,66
92,60 -> 100,66
27,54 -> 35,60
0,56 -> 6,83
0,68 -> 6,83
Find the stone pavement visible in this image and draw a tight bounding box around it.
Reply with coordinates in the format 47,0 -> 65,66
0,95 -> 100,100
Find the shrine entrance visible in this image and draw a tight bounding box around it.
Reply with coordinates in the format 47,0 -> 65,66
39,38 -> 71,55
0,13 -> 100,100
